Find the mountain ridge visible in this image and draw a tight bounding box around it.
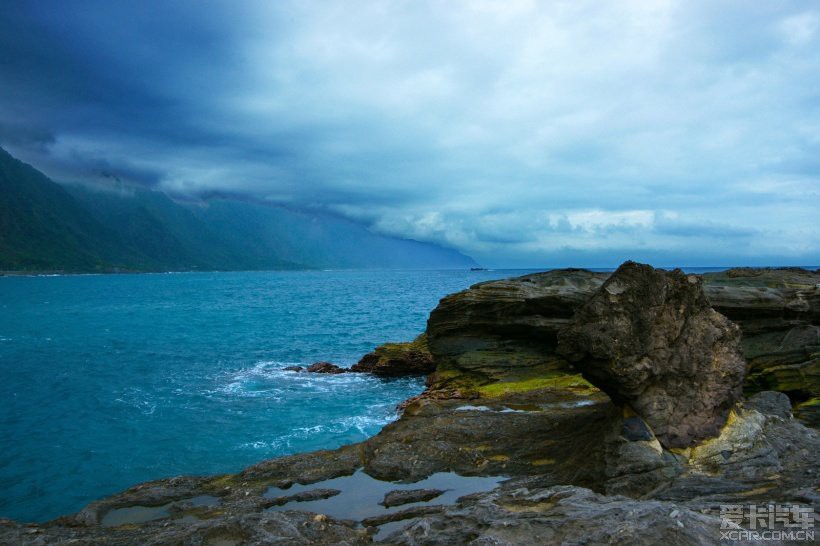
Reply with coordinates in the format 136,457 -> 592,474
0,147 -> 477,272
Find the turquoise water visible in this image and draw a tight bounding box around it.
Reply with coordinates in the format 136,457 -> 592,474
0,269 -> 531,523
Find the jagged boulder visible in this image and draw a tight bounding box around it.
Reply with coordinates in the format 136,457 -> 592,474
557,262 -> 747,448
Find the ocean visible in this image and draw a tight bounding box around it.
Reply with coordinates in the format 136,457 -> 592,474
0,269 -> 535,522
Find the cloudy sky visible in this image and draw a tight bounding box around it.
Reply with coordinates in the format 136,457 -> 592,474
1,1 -> 818,267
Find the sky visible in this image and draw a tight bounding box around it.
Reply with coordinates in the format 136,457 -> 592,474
0,1 -> 818,268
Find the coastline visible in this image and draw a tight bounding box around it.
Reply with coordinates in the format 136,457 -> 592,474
1,264 -> 818,544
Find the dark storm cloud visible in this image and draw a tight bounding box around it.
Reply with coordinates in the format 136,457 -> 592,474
0,0 -> 818,266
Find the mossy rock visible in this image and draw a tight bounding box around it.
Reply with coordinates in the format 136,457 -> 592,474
477,373 -> 596,398
350,333 -> 434,376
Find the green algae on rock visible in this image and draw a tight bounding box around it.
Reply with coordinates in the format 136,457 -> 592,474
350,333 -> 435,376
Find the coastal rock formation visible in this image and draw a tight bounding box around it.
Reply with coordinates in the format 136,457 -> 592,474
702,267 -> 820,428
425,269 -> 607,396
557,262 -> 747,448
351,334 -> 435,376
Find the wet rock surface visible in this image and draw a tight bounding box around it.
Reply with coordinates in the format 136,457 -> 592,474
381,489 -> 445,508
3,263 -> 818,545
557,261 -> 747,448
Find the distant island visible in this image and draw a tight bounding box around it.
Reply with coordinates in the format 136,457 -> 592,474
0,147 -> 477,273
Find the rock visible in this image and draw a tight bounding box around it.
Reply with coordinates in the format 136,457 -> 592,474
363,389 -> 615,484
653,391 -> 820,507
266,488 -> 341,506
793,397 -> 819,428
421,265 -> 818,424
361,505 -> 443,527
425,269 -> 607,397
0,510 -> 371,545
621,415 -> 654,441
557,262 -> 747,449
283,365 -> 305,372
306,361 -> 346,374
350,334 -> 435,376
384,484 -> 734,545
702,267 -> 820,427
381,488 -> 446,508
603,412 -> 683,497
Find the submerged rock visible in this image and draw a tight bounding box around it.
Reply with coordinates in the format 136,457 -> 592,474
351,334 -> 435,376
306,361 -> 346,374
558,262 -> 747,448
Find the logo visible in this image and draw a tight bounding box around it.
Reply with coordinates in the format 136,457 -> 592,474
719,504 -> 815,541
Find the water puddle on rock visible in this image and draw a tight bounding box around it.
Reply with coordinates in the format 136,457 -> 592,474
454,399 -> 596,413
264,470 -> 505,540
101,495 -> 221,527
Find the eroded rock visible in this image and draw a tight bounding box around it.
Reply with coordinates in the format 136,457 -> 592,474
558,261 -> 747,448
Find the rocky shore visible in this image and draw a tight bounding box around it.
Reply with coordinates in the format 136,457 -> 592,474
2,263 -> 818,545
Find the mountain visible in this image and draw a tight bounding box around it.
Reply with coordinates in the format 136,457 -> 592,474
0,147 -> 477,272
64,185 -> 299,271
0,147 -> 136,271
191,198 -> 475,270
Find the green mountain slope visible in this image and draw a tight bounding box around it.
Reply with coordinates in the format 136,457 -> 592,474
0,146 -> 477,272
0,148 -> 138,271
65,186 -> 299,271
